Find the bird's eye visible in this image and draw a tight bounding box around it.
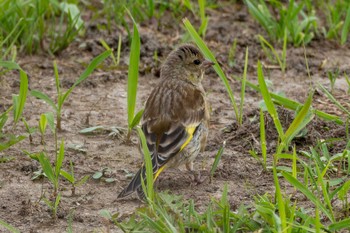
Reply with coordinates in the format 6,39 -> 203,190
193,59 -> 201,65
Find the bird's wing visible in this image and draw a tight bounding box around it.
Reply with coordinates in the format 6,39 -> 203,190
142,82 -> 207,178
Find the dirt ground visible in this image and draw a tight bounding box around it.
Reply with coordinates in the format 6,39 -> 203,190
1,2 -> 350,232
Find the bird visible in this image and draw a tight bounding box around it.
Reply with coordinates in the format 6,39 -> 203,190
117,44 -> 214,199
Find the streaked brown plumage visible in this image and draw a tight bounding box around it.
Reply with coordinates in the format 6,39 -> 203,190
118,44 -> 213,199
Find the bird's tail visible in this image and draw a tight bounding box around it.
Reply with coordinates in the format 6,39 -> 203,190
117,165 -> 147,199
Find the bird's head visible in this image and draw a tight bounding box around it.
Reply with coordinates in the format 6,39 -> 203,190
161,44 -> 214,84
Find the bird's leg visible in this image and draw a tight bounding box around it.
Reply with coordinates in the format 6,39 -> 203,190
186,162 -> 203,184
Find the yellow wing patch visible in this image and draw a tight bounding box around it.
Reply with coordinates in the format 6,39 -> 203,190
153,125 -> 197,181
180,125 -> 197,151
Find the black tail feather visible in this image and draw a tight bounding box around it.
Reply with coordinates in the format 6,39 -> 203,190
117,166 -> 146,199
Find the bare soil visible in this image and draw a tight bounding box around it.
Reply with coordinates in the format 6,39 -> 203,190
1,2 -> 350,232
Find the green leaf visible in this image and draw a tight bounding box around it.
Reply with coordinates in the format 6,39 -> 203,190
93,171 -> 103,179
45,112 -> 55,133
30,90 -> 57,111
210,141 -> 225,178
282,171 -> 333,221
76,175 -> 90,187
130,109 -> 144,129
56,140 -> 65,177
0,61 -> 21,70
61,50 -> 112,108
257,61 -> 284,139
54,193 -> 61,209
136,126 -> 154,202
126,12 -> 141,128
79,126 -> 105,134
329,218 -> 350,231
39,114 -> 47,135
60,169 -> 74,184
38,152 -> 55,183
282,91 -> 314,148
0,135 -> 26,152
13,70 -> 28,124
0,218 -> 20,233
341,6 -> 350,45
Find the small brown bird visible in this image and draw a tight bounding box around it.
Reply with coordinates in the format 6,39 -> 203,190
118,44 -> 214,199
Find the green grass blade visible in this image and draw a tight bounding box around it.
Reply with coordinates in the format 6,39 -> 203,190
55,140 -> 65,178
126,13 -> 141,129
282,91 -> 314,148
210,141 -> 225,179
0,61 -> 21,70
39,114 -> 47,136
136,127 -> 154,202
244,80 -> 343,124
60,169 -> 74,184
0,218 -> 20,233
282,171 -> 333,221
13,70 -> 28,125
130,109 -> 144,129
272,159 -> 286,232
341,6 -> 350,45
257,61 -> 284,139
318,83 -> 350,116
259,108 -> 267,169
329,218 -> 350,231
53,60 -> 60,95
239,47 -> 248,125
61,50 -> 112,106
30,90 -> 57,111
38,152 -> 55,183
183,18 -> 239,122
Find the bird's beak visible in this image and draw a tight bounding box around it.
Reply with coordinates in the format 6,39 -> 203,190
202,59 -> 215,69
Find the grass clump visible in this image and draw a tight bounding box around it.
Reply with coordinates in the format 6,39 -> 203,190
0,0 -> 84,54
244,0 -> 317,47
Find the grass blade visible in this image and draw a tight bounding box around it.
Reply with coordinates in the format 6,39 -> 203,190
13,70 -> 28,125
126,11 -> 141,131
61,49 -> 112,105
136,127 -> 154,202
210,141 -> 225,180
257,61 -> 284,139
282,171 -> 333,221
239,47 -> 248,125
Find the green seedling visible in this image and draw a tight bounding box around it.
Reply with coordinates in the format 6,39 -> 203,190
37,139 -> 65,219
210,141 -> 225,183
43,193 -> 61,220
125,10 -> 144,139
245,0 -> 317,47
327,68 -> 340,93
49,3 -> 84,54
242,79 -> 343,124
137,126 -> 154,203
22,118 -> 35,144
31,50 -> 111,131
99,38 -> 118,66
239,47 -> 248,125
198,0 -> 209,37
259,108 -> 267,170
318,83 -> 350,117
60,161 -> 90,195
0,218 -> 20,233
258,34 -> 287,73
0,62 -> 28,151
0,1 -> 84,54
